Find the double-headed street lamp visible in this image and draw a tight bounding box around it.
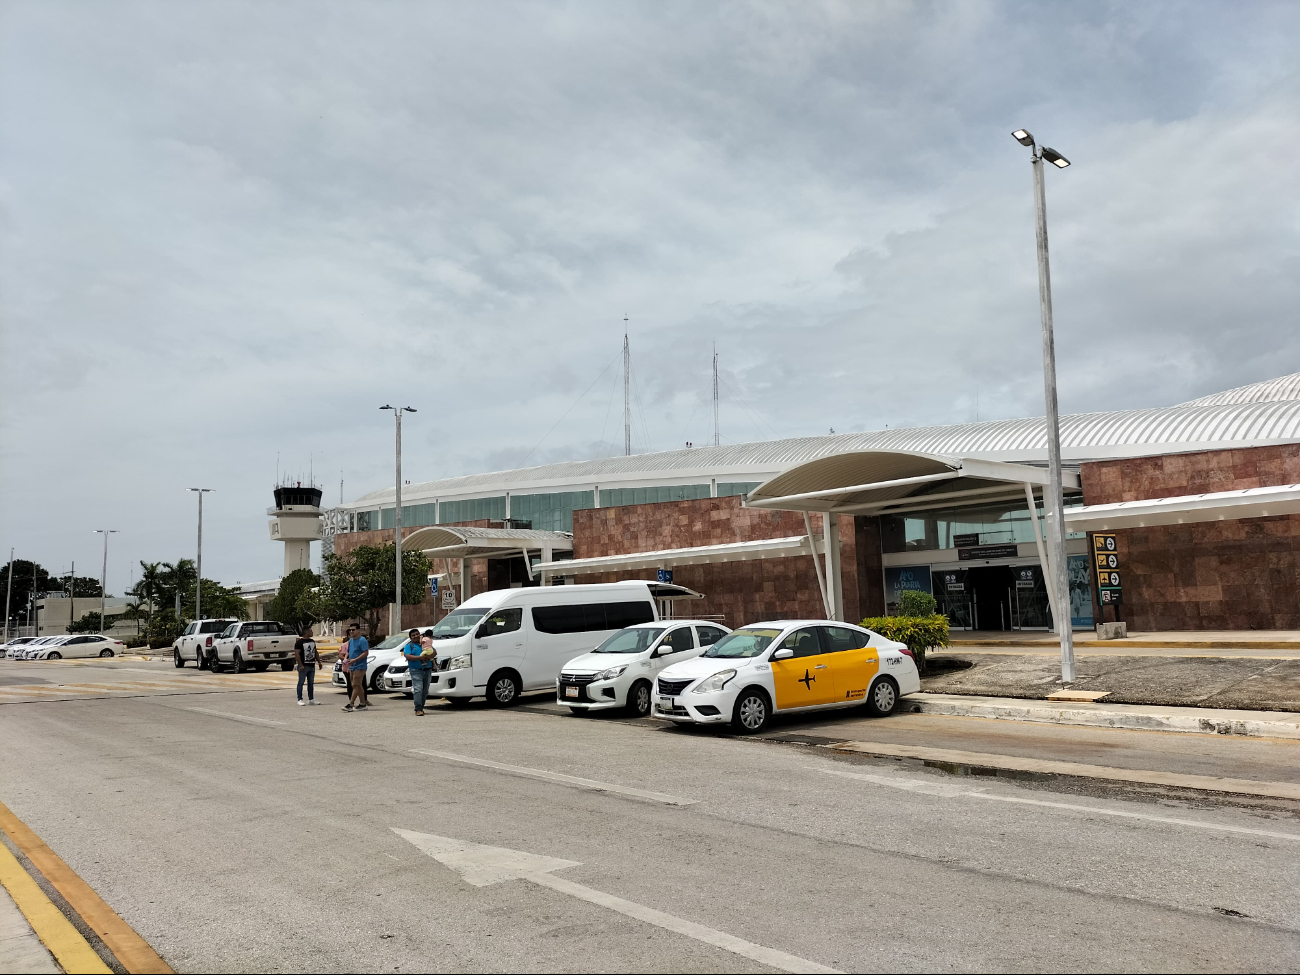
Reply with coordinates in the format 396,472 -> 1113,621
381,405 -> 417,634
1012,128 -> 1075,683
188,488 -> 214,621
92,529 -> 118,635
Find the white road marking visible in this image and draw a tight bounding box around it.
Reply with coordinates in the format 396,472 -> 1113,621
178,706 -> 285,726
812,766 -> 1300,842
393,829 -> 841,974
411,749 -> 696,806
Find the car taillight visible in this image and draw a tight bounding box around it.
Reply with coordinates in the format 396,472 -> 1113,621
205,636 -> 213,647
897,647 -> 914,660
247,639 -> 254,651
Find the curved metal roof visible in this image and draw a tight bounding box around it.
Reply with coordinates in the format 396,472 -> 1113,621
1178,372 -> 1300,407
352,374 -> 1300,507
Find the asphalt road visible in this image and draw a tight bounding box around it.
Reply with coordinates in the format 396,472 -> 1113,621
1,658 -> 1298,973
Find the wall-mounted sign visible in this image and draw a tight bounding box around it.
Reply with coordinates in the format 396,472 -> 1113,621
656,568 -> 674,583
958,544 -> 1020,561
1016,567 -> 1037,589
941,571 -> 965,592
885,565 -> 933,610
952,533 -> 980,548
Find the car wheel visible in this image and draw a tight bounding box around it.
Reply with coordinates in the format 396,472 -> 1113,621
174,650 -> 184,668
48,651 -> 61,660
444,696 -> 472,708
197,651 -> 209,671
210,653 -> 224,673
99,648 -> 114,657
280,661 -> 293,672
866,677 -> 899,717
731,688 -> 770,734
625,680 -> 652,718
369,666 -> 387,693
488,670 -> 521,707
232,650 -> 244,674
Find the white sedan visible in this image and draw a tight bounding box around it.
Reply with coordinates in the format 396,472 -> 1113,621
655,620 -> 920,734
557,620 -> 731,717
35,635 -> 125,659
13,637 -> 66,658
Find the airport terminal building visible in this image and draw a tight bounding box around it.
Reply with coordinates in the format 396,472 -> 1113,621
329,373 -> 1300,635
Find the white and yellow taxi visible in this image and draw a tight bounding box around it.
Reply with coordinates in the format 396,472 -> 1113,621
654,620 -> 920,733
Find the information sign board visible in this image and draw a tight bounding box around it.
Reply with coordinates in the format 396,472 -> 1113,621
656,568 -> 674,583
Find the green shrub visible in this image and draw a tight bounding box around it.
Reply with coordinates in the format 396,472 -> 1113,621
898,589 -> 937,617
124,633 -> 149,649
861,614 -> 949,675
146,609 -> 186,649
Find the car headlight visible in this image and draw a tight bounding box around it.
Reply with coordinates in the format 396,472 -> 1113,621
448,653 -> 472,670
691,669 -> 736,694
596,665 -> 628,682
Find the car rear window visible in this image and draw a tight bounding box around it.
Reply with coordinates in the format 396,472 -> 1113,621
200,621 -> 231,633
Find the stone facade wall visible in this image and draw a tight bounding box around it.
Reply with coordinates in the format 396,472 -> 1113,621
1080,444 -> 1300,630
569,496 -> 878,627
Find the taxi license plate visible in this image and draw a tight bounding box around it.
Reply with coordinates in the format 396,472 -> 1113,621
564,686 -> 579,698
658,696 -> 674,709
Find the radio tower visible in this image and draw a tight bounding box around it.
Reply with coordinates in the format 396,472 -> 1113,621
712,344 -> 720,447
623,318 -> 631,456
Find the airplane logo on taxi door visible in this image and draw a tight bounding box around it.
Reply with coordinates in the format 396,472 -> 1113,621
798,669 -> 815,690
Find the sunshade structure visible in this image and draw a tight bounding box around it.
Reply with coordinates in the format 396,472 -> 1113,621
401,526 -> 574,598
743,450 -> 1083,625
532,535 -> 824,580
1066,483 -> 1300,532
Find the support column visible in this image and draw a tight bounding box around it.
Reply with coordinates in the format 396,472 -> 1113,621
539,546 -> 552,586
823,512 -> 843,621
803,511 -> 831,619
460,558 -> 471,602
1024,483 -> 1063,632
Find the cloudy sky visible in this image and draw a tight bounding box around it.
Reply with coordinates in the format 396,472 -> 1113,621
2,0 -> 1298,592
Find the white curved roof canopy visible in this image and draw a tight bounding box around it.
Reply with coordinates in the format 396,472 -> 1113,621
746,451 -> 1080,515
401,526 -> 573,560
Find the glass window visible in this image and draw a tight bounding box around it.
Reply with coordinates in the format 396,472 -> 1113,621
880,497 -> 1086,555
220,624 -> 238,638
477,608 -> 522,638
431,609 -> 487,638
509,491 -> 596,532
703,627 -> 781,658
531,601 -> 654,635
199,620 -> 230,633
183,623 -> 196,635
776,628 -> 822,658
437,496 -> 507,525
716,482 -> 760,498
599,484 -> 712,508
820,626 -> 868,652
660,627 -> 695,654
355,510 -> 378,532
593,627 -> 664,654
695,625 -> 727,646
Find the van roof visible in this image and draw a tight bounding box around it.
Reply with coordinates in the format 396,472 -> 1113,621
460,581 -> 653,608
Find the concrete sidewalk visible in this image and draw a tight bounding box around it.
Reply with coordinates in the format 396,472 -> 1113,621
950,628 -> 1300,651
909,692 -> 1300,740
0,873 -> 59,974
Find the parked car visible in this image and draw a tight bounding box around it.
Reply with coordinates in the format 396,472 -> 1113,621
332,634 -> 413,694
13,637 -> 65,658
383,608 -> 486,695
210,620 -> 296,673
430,582 -> 661,707
655,620 -> 920,734
0,637 -> 40,657
172,618 -> 239,669
36,634 -> 124,659
556,620 -> 731,717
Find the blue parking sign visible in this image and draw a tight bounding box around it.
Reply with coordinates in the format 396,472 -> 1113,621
656,568 -> 673,583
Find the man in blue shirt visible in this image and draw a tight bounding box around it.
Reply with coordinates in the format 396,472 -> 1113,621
343,624 -> 370,712
403,627 -> 435,716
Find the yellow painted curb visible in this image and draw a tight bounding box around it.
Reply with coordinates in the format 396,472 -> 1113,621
0,840 -> 111,974
0,800 -> 173,973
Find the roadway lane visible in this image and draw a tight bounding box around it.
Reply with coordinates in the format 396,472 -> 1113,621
1,660 -> 1297,972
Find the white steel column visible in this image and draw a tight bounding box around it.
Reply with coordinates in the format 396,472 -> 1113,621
460,559 -> 471,601
823,513 -> 843,621
1024,483 -> 1063,631
802,512 -> 831,619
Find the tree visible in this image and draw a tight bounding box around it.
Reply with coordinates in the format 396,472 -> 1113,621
193,579 -> 250,621
68,611 -> 120,634
157,560 -> 197,616
129,562 -> 165,621
146,609 -> 186,649
266,569 -> 319,633
0,560 -> 52,627
60,575 -> 103,598
311,544 -> 430,639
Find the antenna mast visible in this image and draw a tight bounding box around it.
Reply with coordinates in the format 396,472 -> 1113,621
623,317 -> 631,456
712,344 -> 720,447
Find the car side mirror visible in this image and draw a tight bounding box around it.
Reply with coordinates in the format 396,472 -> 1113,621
771,648 -> 794,660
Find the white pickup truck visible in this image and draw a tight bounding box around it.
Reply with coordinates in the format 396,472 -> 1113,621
210,620 -> 296,673
172,618 -> 239,669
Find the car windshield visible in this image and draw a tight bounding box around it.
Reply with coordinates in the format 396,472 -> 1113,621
374,635 -> 410,650
592,627 -> 665,654
701,627 -> 782,658
429,609 -> 487,638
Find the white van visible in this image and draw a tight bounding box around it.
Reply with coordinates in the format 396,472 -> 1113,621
427,582 -> 663,707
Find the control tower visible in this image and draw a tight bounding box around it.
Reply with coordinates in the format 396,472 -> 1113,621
268,483 -> 323,575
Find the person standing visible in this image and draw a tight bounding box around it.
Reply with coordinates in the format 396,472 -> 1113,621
403,627 -> 434,716
343,624 -> 370,712
294,625 -> 322,705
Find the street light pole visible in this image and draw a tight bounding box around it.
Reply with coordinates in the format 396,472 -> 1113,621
1013,129 -> 1075,682
188,489 -> 214,621
3,548 -> 13,643
93,530 -> 118,635
380,406 -> 417,635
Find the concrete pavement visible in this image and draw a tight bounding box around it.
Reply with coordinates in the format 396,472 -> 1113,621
1,658 -> 1297,972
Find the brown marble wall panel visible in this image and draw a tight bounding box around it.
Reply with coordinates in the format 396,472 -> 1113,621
1082,444 -> 1300,630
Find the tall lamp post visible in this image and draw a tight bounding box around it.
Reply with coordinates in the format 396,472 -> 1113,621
1012,128 -> 1075,682
380,405 -> 417,634
188,489 -> 214,621
92,530 -> 118,635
